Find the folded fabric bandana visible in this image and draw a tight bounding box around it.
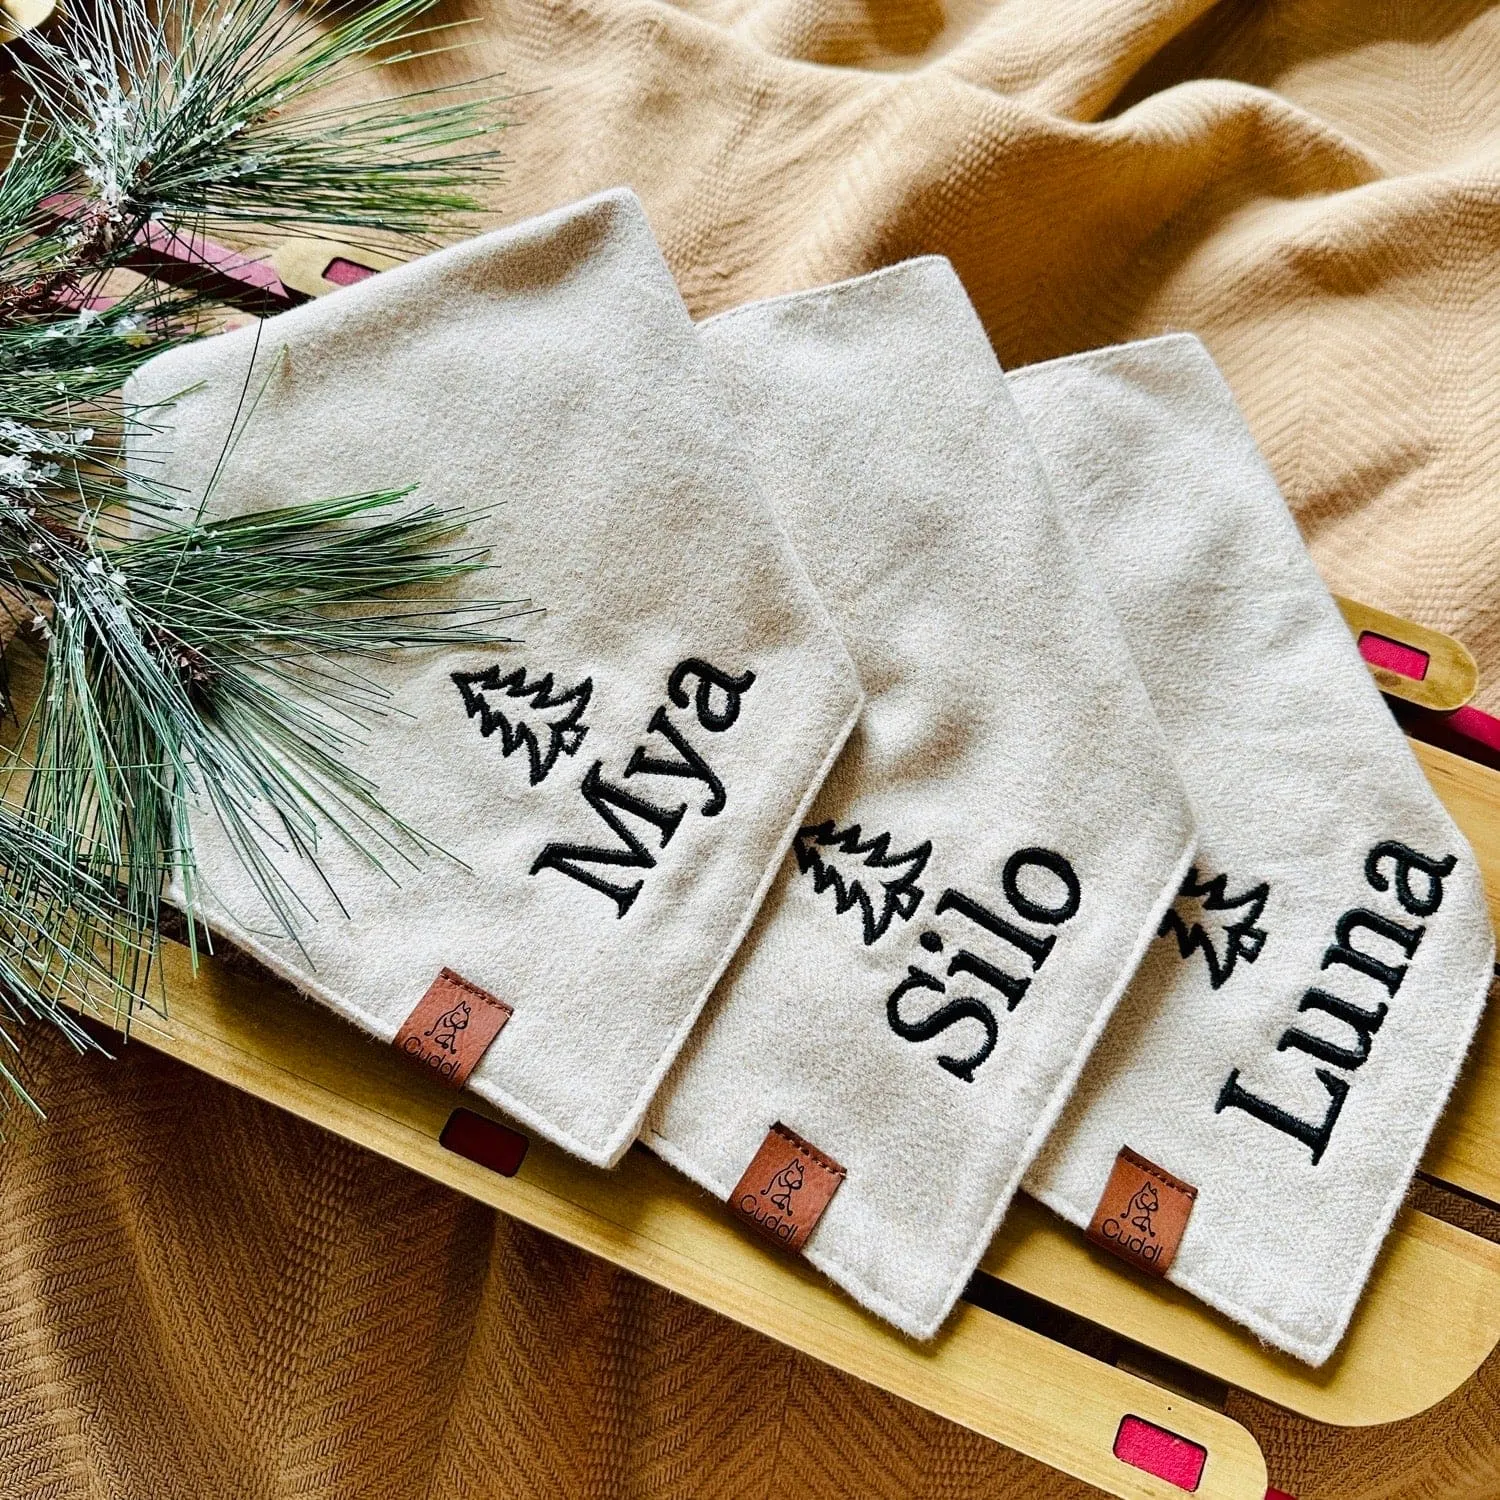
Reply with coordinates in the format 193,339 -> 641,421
124,189 -> 863,1167
1011,334 -> 1495,1365
644,261 -> 1197,1338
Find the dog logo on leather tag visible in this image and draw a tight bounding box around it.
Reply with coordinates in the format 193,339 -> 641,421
394,969 -> 512,1087
1159,866 -> 1269,989
1087,1147 -> 1197,1276
452,665 -> 592,785
765,1157 -> 803,1215
1124,1181 -> 1158,1236
423,996 -> 471,1055
729,1122 -> 845,1253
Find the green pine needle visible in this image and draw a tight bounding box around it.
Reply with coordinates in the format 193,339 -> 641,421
0,0 -> 523,1117
0,804 -> 145,1120
17,491 -> 528,971
9,0 -> 512,248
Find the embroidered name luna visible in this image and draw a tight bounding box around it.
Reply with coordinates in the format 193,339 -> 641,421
530,658 -> 755,917
1214,841 -> 1457,1163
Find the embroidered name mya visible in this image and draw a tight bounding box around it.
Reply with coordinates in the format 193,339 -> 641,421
1214,841 -> 1457,1163
530,658 -> 753,917
886,846 -> 1083,1082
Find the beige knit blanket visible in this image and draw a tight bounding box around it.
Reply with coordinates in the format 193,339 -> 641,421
5,3 -> 1500,1496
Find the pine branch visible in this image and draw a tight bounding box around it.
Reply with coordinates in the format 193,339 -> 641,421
7,0 -> 511,265
0,0 -> 522,1116
16,491 -> 527,955
0,803 -> 149,1122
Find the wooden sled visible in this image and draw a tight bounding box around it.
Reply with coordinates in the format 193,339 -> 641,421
44,231 -> 1500,1499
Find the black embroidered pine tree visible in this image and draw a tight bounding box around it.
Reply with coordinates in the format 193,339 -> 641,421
792,820 -> 931,946
1158,866 -> 1270,989
452,666 -> 593,785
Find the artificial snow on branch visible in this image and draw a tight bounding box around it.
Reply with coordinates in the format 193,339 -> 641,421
0,0 -> 521,1120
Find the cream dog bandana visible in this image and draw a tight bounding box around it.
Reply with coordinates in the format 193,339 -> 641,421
124,189 -> 862,1167
1012,334 -> 1494,1365
644,261 -> 1196,1339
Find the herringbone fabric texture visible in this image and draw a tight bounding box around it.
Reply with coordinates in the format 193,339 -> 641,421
445,0 -> 1500,713
3,1027 -> 1499,1499
7,0 -> 1500,1495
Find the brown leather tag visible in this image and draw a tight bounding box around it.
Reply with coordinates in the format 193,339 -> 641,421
729,1123 -> 845,1253
394,969 -> 512,1088
1086,1146 -> 1197,1276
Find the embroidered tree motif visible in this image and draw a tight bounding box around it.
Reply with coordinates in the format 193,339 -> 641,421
792,820 -> 931,946
452,666 -> 593,786
1159,866 -> 1269,990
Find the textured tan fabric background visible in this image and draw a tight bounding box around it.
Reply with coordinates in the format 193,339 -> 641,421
7,0 -> 1500,1495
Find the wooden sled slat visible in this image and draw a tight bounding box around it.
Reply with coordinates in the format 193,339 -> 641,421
82,943 -> 1268,1500
1411,740 -> 1500,1206
50,729 -> 1499,1457
983,1195 -> 1500,1427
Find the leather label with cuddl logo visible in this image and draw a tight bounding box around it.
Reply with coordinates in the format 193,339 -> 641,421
729,1122 -> 846,1253
1086,1146 -> 1197,1276
394,968 -> 512,1087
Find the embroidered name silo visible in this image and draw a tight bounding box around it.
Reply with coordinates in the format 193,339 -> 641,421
886,846 -> 1083,1082
1214,841 -> 1457,1163
529,658 -> 753,917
